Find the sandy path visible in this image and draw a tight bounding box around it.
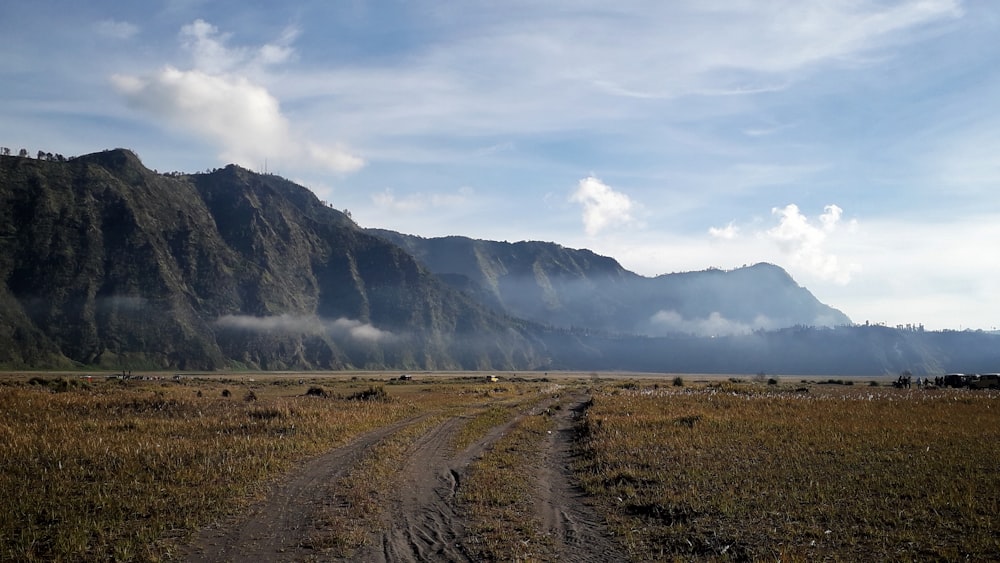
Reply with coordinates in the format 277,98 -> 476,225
364,400 -> 545,562
183,393 -> 625,562
534,395 -> 627,562
183,415 -> 426,562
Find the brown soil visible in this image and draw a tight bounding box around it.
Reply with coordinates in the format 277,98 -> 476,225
533,396 -> 626,562
183,394 -> 625,562
183,415 -> 427,562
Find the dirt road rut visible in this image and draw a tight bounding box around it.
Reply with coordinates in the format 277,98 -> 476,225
184,393 -> 624,562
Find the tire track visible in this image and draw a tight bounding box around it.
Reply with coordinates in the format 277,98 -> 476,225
365,398 -> 552,562
182,392 -> 624,562
183,414 -> 427,563
534,394 -> 627,562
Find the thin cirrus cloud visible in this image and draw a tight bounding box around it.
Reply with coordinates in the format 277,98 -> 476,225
290,1 -> 963,140
111,19 -> 363,174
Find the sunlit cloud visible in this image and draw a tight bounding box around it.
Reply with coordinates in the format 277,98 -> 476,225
708,221 -> 739,240
765,204 -> 860,285
570,176 -> 636,236
111,20 -> 362,174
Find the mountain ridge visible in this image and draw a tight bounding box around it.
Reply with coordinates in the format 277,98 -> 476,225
1,148 -> 995,376
0,149 -> 548,370
365,229 -> 851,336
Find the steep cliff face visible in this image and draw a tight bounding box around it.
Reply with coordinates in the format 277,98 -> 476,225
367,230 -> 851,336
0,150 -> 545,370
0,149 -> 231,368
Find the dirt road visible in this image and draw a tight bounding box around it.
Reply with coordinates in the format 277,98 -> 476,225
184,393 -> 624,562
532,398 -> 625,562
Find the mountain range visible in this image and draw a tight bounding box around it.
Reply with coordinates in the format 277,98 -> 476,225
1,149 -> 996,375
366,230 -> 850,336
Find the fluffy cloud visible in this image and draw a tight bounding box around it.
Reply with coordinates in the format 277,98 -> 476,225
765,204 -> 860,284
112,20 -> 362,174
570,176 -> 636,236
708,221 -> 739,240
328,318 -> 394,343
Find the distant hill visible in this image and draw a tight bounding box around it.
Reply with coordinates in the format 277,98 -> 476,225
366,230 -> 851,336
1,149 -> 996,375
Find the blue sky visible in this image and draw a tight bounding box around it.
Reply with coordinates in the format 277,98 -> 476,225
3,0 -> 998,331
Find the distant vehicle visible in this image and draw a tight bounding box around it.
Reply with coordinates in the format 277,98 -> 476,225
399,374 -> 413,381
942,373 -> 973,388
970,373 -> 999,389
485,375 -> 499,382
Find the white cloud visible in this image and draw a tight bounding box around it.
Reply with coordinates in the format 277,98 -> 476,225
709,221 -> 739,240
112,20 -> 361,174
328,318 -> 394,343
179,19 -> 297,74
215,314 -> 324,333
765,204 -> 860,284
649,310 -> 777,337
215,314 -> 394,342
95,19 -> 139,40
569,176 -> 636,236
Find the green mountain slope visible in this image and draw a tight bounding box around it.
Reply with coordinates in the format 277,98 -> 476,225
0,150 -> 545,370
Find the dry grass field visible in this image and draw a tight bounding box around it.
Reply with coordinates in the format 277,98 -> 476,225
576,380 -> 1000,561
0,372 -> 520,561
0,372 -> 996,561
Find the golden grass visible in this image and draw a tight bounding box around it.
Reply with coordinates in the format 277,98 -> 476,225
460,393 -> 565,561
576,382 -> 1000,561
6,373 -> 997,562
312,413 -> 449,556
305,381 -> 552,556
0,376 -> 418,561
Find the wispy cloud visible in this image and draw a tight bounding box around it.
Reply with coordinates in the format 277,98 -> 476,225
111,20 -> 362,174
215,314 -> 394,342
95,19 -> 139,40
649,310 -> 775,337
179,19 -> 297,75
274,2 -> 962,143
372,187 -> 473,213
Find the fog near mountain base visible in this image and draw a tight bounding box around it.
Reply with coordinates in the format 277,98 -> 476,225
214,314 -> 395,343
647,310 -> 779,337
